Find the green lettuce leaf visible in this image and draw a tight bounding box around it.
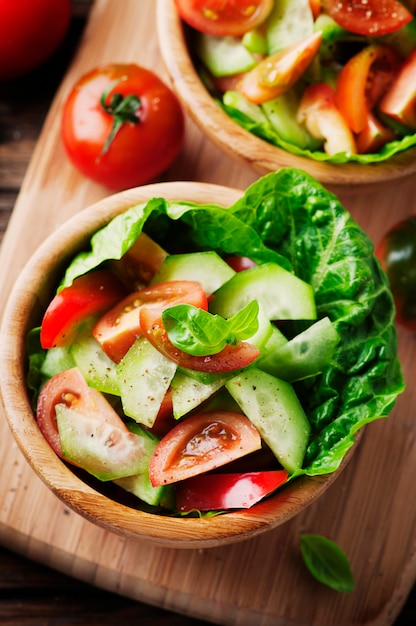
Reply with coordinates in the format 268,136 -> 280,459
221,100 -> 416,164
43,168 -> 405,476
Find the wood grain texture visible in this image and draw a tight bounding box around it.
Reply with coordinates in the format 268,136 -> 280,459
0,1 -> 414,625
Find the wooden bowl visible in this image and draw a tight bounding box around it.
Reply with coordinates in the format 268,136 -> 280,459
0,181 -> 357,549
156,0 -> 416,192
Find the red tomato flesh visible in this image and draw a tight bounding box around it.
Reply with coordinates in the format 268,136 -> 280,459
36,367 -> 124,459
238,32 -> 322,104
335,44 -> 400,134
176,470 -> 288,511
380,48 -> 416,131
321,0 -> 412,36
40,270 -> 126,349
174,0 -> 274,37
93,280 -> 209,363
149,411 -> 262,486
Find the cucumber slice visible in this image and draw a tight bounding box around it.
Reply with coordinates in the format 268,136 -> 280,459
261,91 -> 321,150
242,28 -> 268,54
210,262 -> 316,321
258,317 -> 340,381
151,251 -> 235,296
196,32 -> 257,77
71,332 -> 120,395
116,337 -> 177,427
226,367 -> 310,473
114,423 -> 172,506
170,370 -> 226,419
56,404 -> 152,481
266,0 -> 314,54
41,346 -> 76,379
223,90 -> 270,125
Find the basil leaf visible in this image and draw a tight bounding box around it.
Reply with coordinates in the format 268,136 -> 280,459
162,301 -> 259,357
227,300 -> 259,340
163,305 -> 229,356
300,534 -> 355,593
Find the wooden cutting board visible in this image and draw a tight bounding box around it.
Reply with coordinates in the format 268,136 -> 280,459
0,1 -> 414,625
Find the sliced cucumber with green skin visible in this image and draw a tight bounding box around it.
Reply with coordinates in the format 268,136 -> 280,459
151,251 -> 235,296
56,404 -> 152,481
116,337 -> 177,427
242,28 -> 268,54
266,0 -> 314,54
113,423 -> 172,506
223,90 -> 271,126
196,32 -> 257,77
261,91 -> 321,150
71,332 -> 120,396
226,367 -> 310,473
258,317 -> 340,382
210,262 -> 316,321
41,346 -> 76,379
170,370 -> 226,419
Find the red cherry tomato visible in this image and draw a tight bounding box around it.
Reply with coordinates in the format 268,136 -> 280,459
93,280 -> 209,363
376,216 -> 416,331
321,0 -> 412,36
0,0 -> 71,80
36,367 -> 124,459
40,270 -> 126,349
149,411 -> 262,486
173,0 -> 274,37
335,45 -> 400,134
225,256 -> 257,272
176,469 -> 289,511
140,304 -> 260,373
61,63 -> 185,191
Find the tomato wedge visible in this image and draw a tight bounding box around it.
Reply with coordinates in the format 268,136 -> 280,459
173,0 -> 274,37
298,83 -> 356,155
93,280 -> 209,363
321,0 -> 412,36
335,44 -> 400,134
176,470 -> 289,511
40,270 -> 126,349
237,31 -> 322,104
149,411 -> 262,486
36,367 -> 124,459
380,48 -> 416,131
140,304 -> 260,372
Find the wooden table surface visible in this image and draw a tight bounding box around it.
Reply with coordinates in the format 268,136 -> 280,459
0,2 -> 415,624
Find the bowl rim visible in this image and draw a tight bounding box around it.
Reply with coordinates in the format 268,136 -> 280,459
0,180 -> 356,549
156,0 -> 416,190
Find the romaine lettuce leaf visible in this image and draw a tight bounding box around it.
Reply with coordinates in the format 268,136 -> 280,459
221,100 -> 416,164
47,168 -> 406,476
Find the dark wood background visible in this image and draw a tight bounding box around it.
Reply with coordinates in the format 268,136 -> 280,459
0,2 -> 414,624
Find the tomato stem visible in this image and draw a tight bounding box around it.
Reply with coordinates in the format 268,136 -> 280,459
100,78 -> 142,154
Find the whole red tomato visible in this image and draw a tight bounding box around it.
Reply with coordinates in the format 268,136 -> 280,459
61,63 -> 185,191
0,0 -> 71,80
376,216 -> 416,331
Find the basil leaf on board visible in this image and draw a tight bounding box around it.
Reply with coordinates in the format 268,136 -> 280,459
162,301 -> 259,357
300,534 -> 355,593
31,168 -> 405,478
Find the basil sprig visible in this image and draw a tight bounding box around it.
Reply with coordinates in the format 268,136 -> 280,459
300,534 -> 355,593
162,300 -> 259,357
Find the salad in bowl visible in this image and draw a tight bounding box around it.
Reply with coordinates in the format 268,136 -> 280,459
0,169 -> 404,546
157,0 -> 416,186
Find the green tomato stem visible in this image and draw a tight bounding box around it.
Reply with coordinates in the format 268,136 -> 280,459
100,78 -> 142,154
